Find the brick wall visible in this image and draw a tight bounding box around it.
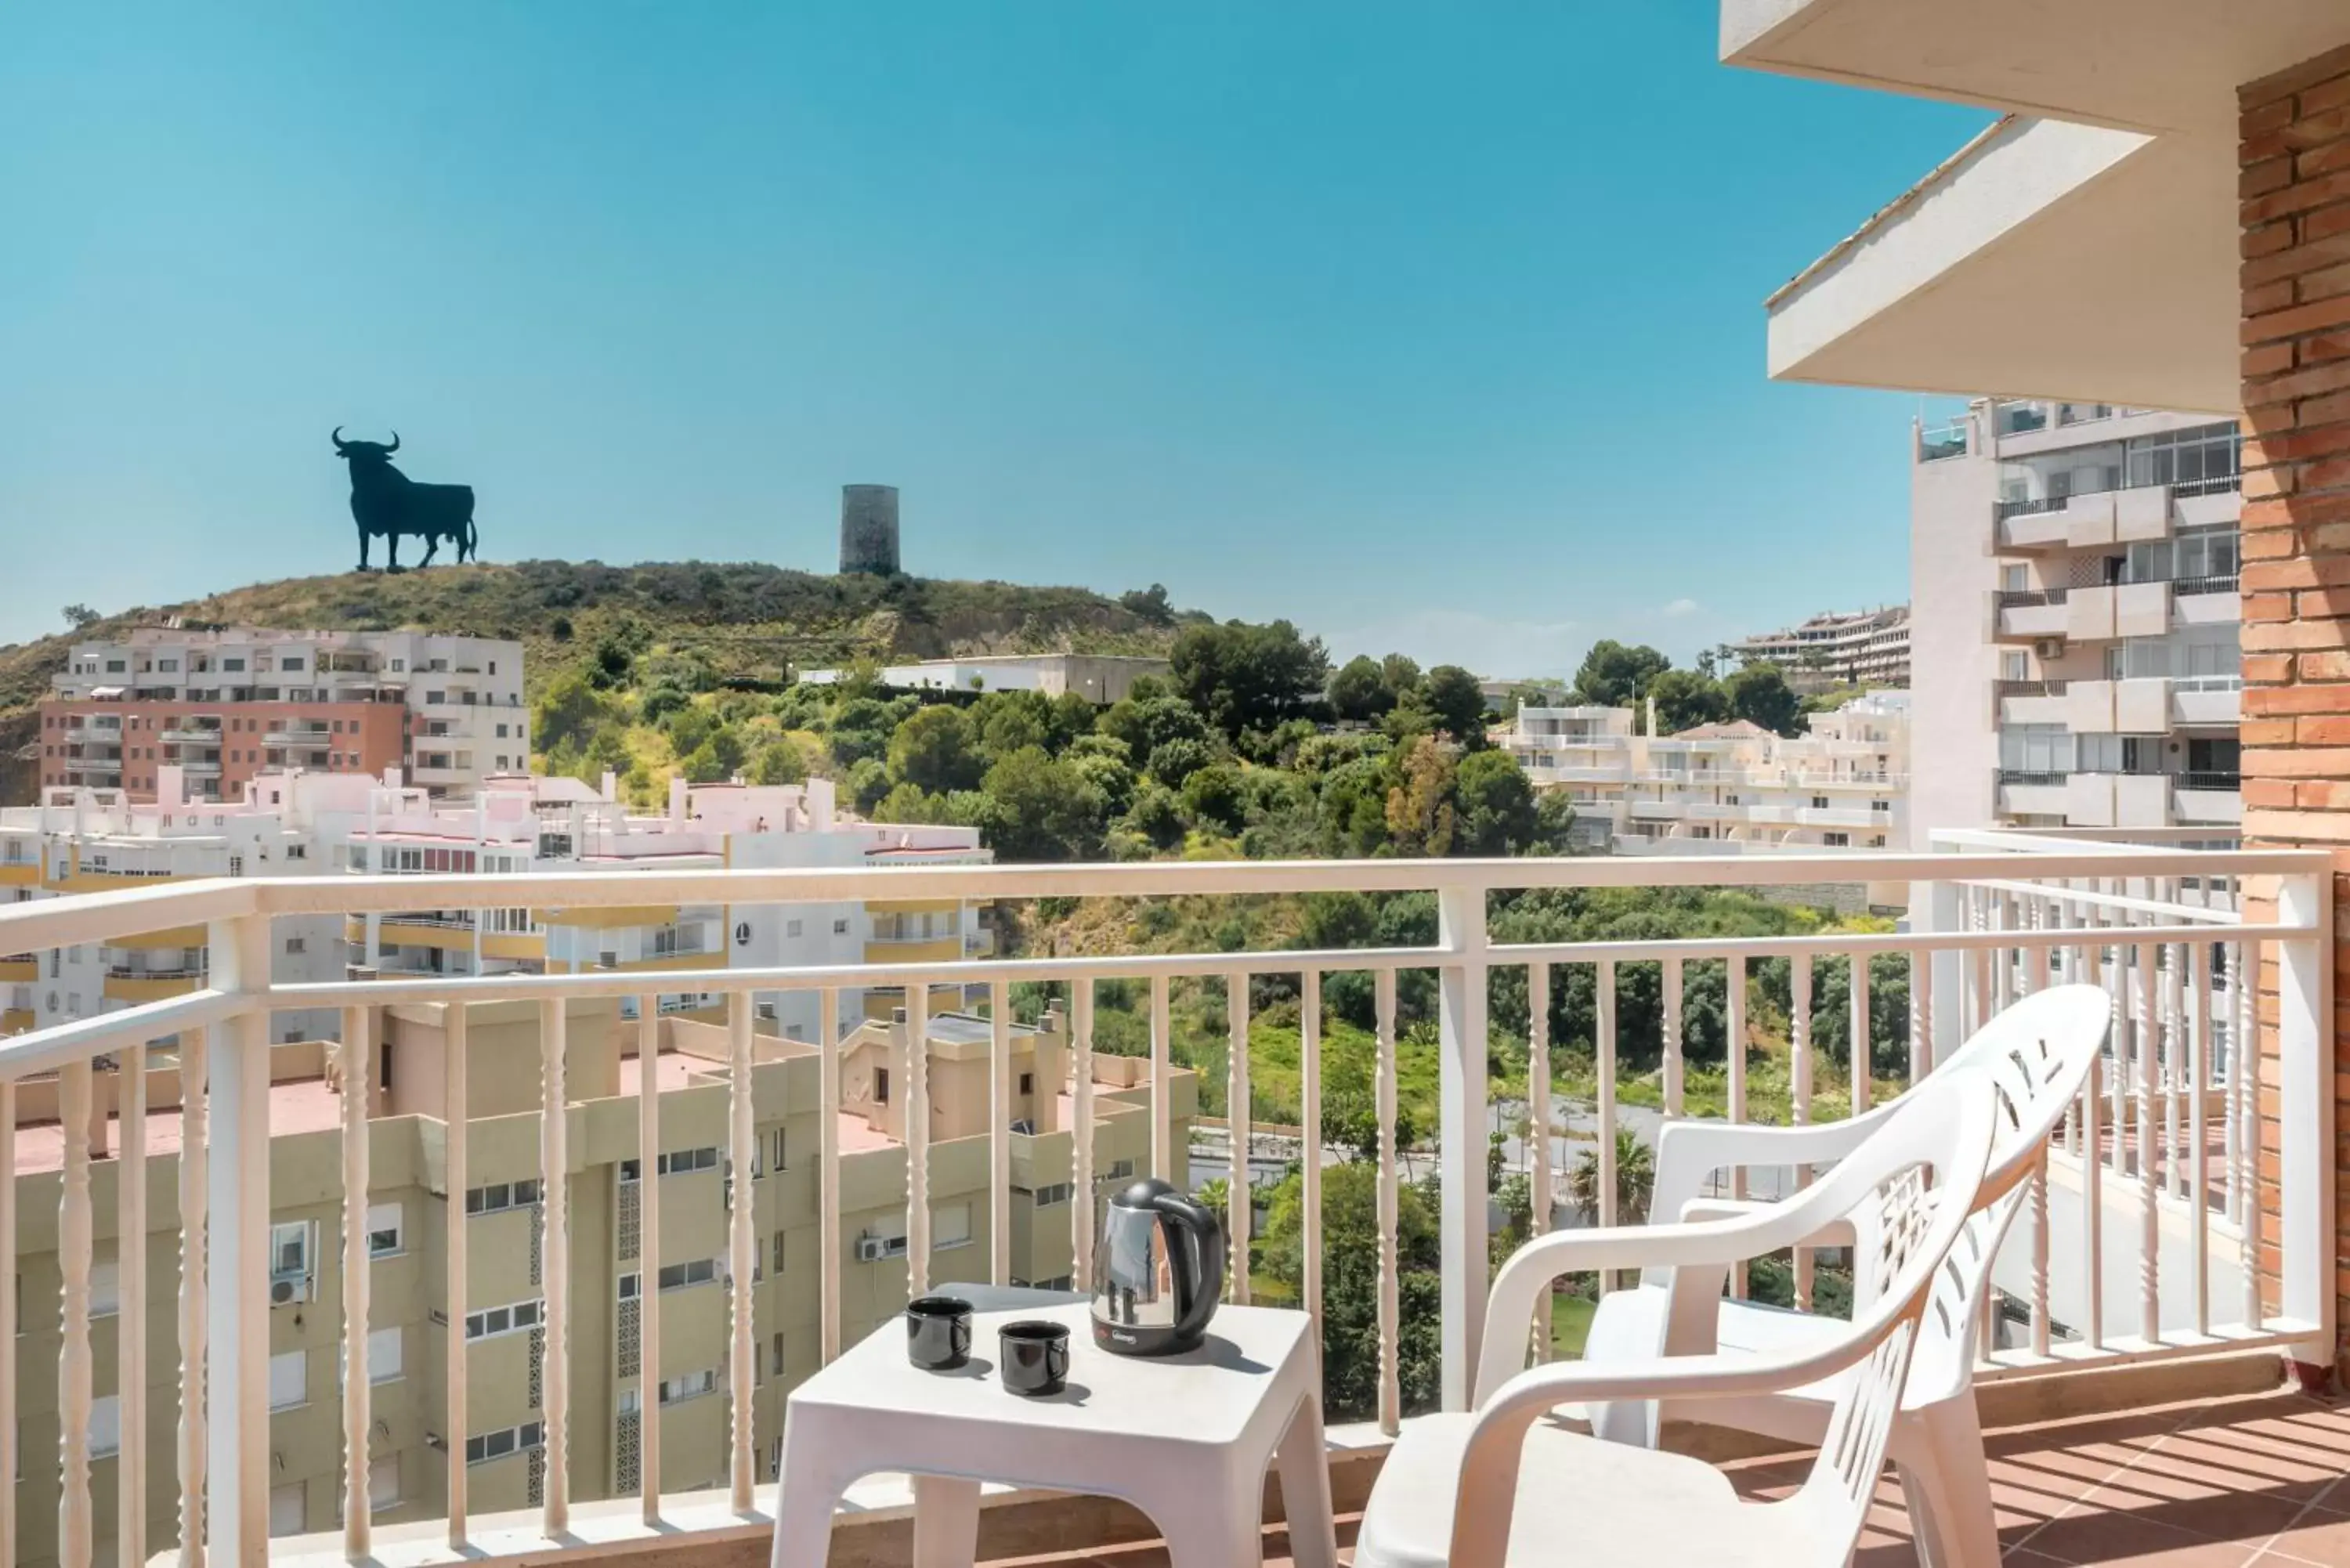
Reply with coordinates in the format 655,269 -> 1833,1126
2240,41 -> 2350,1375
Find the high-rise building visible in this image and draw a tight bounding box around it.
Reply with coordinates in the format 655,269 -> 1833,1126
1908,399 -> 2242,844
38,627 -> 529,804
1728,605 -> 1910,694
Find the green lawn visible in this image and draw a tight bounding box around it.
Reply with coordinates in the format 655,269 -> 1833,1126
1550,1292 -> 1596,1359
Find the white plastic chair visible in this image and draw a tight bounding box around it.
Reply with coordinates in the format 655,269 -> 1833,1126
1351,1066 -> 2000,1568
1578,982 -> 2113,1566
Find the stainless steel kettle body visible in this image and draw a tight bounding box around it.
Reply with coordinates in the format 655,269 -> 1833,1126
1090,1177 -> 1223,1356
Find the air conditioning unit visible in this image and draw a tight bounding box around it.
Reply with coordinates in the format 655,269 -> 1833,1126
855,1236 -> 892,1263
599,951 -> 620,970
269,1274 -> 311,1306
2034,638 -> 2066,660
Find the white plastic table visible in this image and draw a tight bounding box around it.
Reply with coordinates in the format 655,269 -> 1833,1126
769,1297 -> 1336,1568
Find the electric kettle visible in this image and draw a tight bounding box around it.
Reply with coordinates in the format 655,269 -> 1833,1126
1090,1177 -> 1223,1356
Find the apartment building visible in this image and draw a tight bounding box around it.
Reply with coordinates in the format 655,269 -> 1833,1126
0,768 -> 992,1042
3,998 -> 1194,1568
1910,399 -> 2242,844
38,627 -> 529,804
797,654 -> 1170,704
1728,604 -> 1911,694
1499,691 -> 1909,855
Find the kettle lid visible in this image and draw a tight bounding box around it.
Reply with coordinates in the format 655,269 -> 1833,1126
1110,1176 -> 1178,1209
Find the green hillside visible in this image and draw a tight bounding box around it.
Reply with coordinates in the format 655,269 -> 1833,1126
0,561 -> 1191,801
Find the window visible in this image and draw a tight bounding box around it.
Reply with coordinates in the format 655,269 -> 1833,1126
284,935 -> 306,954
1823,832 -> 1850,848
656,1258 -> 721,1292
875,1067 -> 891,1104
786,919 -> 803,938
772,1230 -> 787,1275
366,1454 -> 400,1514
271,1220 -> 313,1280
833,918 -> 850,934
464,1299 -> 543,1340
368,1326 -> 403,1383
464,1179 -> 541,1216
1031,1183 -> 1072,1207
772,1331 -> 786,1378
269,1349 -> 308,1410
92,1394 -> 121,1458
1810,797 -> 1828,811
767,1129 -> 787,1172
270,1483 -> 305,1537
367,1201 -> 404,1257
282,656 -> 306,671
465,1421 -> 545,1466
1018,1072 -> 1034,1096
90,1257 -> 121,1317
1104,1159 -> 1136,1181
1999,724 -> 2073,775
932,1203 -> 972,1250
659,1369 -> 719,1405
627,1147 -> 719,1178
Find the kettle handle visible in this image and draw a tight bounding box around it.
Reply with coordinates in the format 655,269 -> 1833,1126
1152,1190 -> 1224,1344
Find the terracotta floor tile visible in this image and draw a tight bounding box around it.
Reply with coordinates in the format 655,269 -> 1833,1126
2003,1510 -> 2240,1566
2261,1510 -> 2350,1566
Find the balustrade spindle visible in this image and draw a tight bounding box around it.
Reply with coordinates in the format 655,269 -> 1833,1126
2135,941 -> 2161,1346
2223,941 -> 2244,1228
59,1059 -> 94,1568
538,999 -> 570,1534
444,1004 -> 469,1545
1909,945 -> 1931,1083
728,992 -> 755,1513
2238,939 -> 2261,1331
2102,905 -> 2127,1174
1661,955 -> 1683,1118
1300,971 -> 1323,1355
174,1039 -> 205,1568
1726,956 -> 1748,1300
339,1009 -> 373,1559
2189,941 -> 2212,1338
1527,963 -> 1553,1353
0,1079 -> 16,1568
118,1042 -> 150,1568
1849,952 -> 1870,1120
989,981 -> 1011,1288
1791,952 -> 1813,1310
1071,982 -> 1096,1302
1374,968 -> 1400,1439
906,984 -> 932,1295
1227,971 -> 1250,1305
2030,1147 -> 2052,1360
2081,1046 -> 2106,1350
1596,959 -> 1618,1297
2026,898 -> 2052,995
638,996 -> 663,1516
2164,945 -> 2186,1204
817,988 -> 839,1368
1148,975 -> 1172,1183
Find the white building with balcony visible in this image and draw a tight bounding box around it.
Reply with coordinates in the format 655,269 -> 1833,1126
1911,401 -> 2241,843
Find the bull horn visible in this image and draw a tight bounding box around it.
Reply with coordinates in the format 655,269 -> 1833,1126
384,430 -> 400,454
331,427 -> 349,453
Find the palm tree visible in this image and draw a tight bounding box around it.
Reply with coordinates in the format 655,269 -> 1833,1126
1565,1127 -> 1655,1227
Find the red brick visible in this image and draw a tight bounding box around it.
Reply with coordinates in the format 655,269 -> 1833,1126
2245,718 -> 2299,745
2246,652 -> 2298,683
2304,139 -> 2350,182
2304,327 -> 2350,365
2248,590 -> 2298,621
2246,344 -> 2350,394
2301,388 -> 2350,428
2241,170 -> 2350,226
2308,203 -> 2350,244
2252,423 -> 2350,463
2304,259 -> 2350,303
2247,527 -> 2301,558
2287,106 -> 2350,150
2305,74 -> 2350,117
2296,782 -> 2350,809
2247,464 -> 2301,501
2246,341 -> 2299,378
2300,587 -> 2350,620
2250,278 -> 2299,316
2240,44 -> 2350,110
2252,492 -> 2350,530
2247,220 -> 2299,259
2249,778 -> 2301,808
2245,96 -> 2301,136
2301,717 -> 2350,745
2255,674 -> 2350,704
2247,230 -> 2350,287
2246,292 -> 2350,347
2308,453 -> 2350,493
2247,154 -> 2298,198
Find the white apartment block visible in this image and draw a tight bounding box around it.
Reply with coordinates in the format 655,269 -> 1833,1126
1910,399 -> 2242,844
0,768 -> 991,1046
1729,605 -> 1911,694
42,627 -> 529,804
1499,691 -> 1909,856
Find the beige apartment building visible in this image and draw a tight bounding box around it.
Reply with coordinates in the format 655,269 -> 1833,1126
1908,399 -> 2242,845
1728,604 -> 1910,694
5,999 -> 1192,1568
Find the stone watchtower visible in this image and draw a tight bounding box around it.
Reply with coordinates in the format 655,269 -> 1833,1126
839,484 -> 901,575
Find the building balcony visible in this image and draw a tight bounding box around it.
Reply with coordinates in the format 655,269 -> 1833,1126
158,726 -> 223,745
0,839 -> 2331,1568
262,728 -> 335,749
0,953 -> 35,983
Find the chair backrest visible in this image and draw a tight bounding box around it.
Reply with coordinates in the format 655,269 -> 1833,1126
1781,1070 -> 1999,1564
1897,984 -> 2110,1406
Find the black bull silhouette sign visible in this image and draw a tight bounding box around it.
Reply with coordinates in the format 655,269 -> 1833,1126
332,428 -> 478,571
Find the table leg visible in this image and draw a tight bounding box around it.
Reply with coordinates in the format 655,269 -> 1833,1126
911,1475 -> 983,1568
1273,1393 -> 1338,1568
1159,1504 -> 1264,1568
770,1440 -> 846,1568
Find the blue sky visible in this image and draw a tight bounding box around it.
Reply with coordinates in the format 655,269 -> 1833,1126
0,5 -> 1989,676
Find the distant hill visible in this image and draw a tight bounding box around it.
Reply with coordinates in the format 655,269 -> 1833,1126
0,561 -> 1194,801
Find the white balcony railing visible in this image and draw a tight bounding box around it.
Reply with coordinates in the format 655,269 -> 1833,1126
0,840 -> 2331,1568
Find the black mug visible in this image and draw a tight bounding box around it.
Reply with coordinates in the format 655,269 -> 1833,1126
1000,1320 -> 1070,1396
906,1296 -> 973,1371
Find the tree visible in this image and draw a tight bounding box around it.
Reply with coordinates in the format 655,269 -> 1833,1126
971,747 -> 1109,862
1168,620 -> 1331,741
1180,763 -> 1247,834
973,691 -> 1052,763
1384,735 -> 1458,857
533,668 -> 616,755
1258,1161 -> 1441,1421
1647,668 -> 1729,734
1420,665 -> 1490,747
1723,663 -> 1805,737
1099,694 -> 1210,761
62,604 -> 99,630
1453,750 -> 1542,856
1566,1127 -> 1656,1227
1146,736 -> 1214,789
888,704 -> 982,794
1327,656 -> 1394,723
1125,783 -> 1188,850
745,734 -> 812,786
1379,654 -> 1423,699
1119,583 -> 1175,623
1570,641 -> 1672,707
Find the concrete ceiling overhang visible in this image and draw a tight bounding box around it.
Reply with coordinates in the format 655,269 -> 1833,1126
1723,0 -> 2350,135
1763,117 -> 2241,414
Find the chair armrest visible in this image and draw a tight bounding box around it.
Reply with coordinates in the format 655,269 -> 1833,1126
1678,1196 -> 1856,1248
